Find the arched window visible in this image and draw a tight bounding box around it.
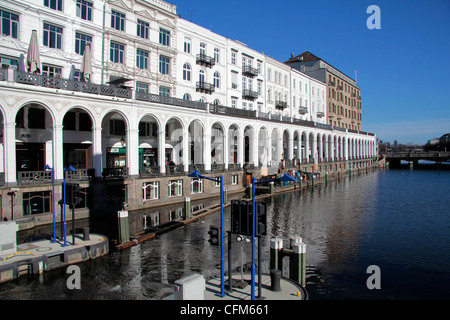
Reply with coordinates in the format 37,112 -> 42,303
199,69 -> 205,83
183,93 -> 191,100
213,99 -> 221,105
213,72 -> 220,88
183,63 -> 191,81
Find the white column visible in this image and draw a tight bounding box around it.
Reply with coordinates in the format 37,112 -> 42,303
251,131 -> 258,166
127,128 -> 139,176
237,129 -> 244,167
158,130 -> 166,175
53,124 -> 64,181
204,129 -> 211,171
93,126 -> 103,177
3,122 -> 16,184
182,127 -> 189,173
223,131 -> 229,170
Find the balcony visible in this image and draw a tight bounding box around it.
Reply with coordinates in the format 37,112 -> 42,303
242,65 -> 258,77
242,89 -> 258,100
298,106 -> 308,114
196,54 -> 215,68
275,100 -> 288,110
317,111 -> 325,118
136,91 -> 207,110
15,71 -> 132,99
196,81 -> 215,94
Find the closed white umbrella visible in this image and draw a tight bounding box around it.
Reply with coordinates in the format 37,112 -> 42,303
27,30 -> 40,73
80,45 -> 93,82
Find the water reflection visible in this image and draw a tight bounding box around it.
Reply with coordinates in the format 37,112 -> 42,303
2,168 -> 450,300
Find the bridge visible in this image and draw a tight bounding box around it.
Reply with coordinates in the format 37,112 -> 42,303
385,151 -> 450,167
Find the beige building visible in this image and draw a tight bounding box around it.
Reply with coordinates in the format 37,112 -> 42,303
285,51 -> 362,131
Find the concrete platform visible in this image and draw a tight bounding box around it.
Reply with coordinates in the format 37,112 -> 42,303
0,233 -> 108,284
204,274 -> 308,300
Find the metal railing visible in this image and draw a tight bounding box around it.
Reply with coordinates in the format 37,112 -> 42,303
15,71 -> 132,98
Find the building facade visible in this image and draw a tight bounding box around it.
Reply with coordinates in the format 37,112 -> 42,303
0,0 -> 376,226
286,51 -> 362,130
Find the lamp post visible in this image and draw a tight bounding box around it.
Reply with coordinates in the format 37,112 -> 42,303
44,164 -> 55,243
63,165 -> 76,247
251,172 -> 297,300
188,169 -> 225,297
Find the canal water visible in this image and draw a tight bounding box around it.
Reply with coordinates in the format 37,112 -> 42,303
1,164 -> 450,300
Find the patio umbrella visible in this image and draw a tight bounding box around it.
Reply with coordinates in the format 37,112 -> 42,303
27,30 -> 40,73
80,45 -> 93,82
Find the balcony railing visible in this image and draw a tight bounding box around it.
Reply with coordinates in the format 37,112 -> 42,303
275,100 -> 288,110
102,167 -> 128,179
18,170 -> 53,185
15,71 -> 132,99
136,91 -> 207,111
196,81 -> 215,94
210,104 -> 256,118
242,89 -> 258,100
242,65 -> 258,77
196,54 -> 215,67
317,111 -> 325,118
298,106 -> 308,114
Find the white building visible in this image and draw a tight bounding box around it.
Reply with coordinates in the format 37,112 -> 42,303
0,0 -> 377,225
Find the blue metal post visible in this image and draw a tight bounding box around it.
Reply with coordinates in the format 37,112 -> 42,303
45,165 -> 56,243
51,167 -> 55,243
63,171 -> 67,247
219,174 -> 225,297
251,176 -> 256,300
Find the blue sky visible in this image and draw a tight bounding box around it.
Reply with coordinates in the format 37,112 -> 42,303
171,0 -> 450,145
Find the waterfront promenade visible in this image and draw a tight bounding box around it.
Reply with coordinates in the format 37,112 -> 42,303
0,232 -> 108,284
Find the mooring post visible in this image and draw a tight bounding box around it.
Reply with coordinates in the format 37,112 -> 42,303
117,210 -> 130,244
297,242 -> 307,287
184,197 -> 191,220
224,188 -> 228,204
269,181 -> 274,194
270,237 -> 283,270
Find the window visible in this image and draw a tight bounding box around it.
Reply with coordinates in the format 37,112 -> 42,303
159,55 -> 169,74
42,64 -> 62,78
232,174 -> 238,185
184,38 -> 191,53
137,20 -> 149,39
136,49 -> 148,69
44,0 -> 62,11
200,42 -> 206,55
214,48 -> 220,64
110,42 -> 124,63
109,119 -> 125,136
183,63 -> 191,81
159,86 -> 170,96
159,28 -> 170,46
0,10 -> 19,38
183,93 -> 191,100
43,23 -> 62,49
111,10 -> 125,31
23,191 -> 52,215
136,82 -> 148,93
76,0 -> 92,21
231,51 -> 237,65
143,181 -> 159,200
75,32 -> 92,55
0,56 -> 18,69
213,72 -> 220,88
168,179 -> 182,197
231,98 -> 237,108
191,178 -> 203,194
199,69 -> 205,82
